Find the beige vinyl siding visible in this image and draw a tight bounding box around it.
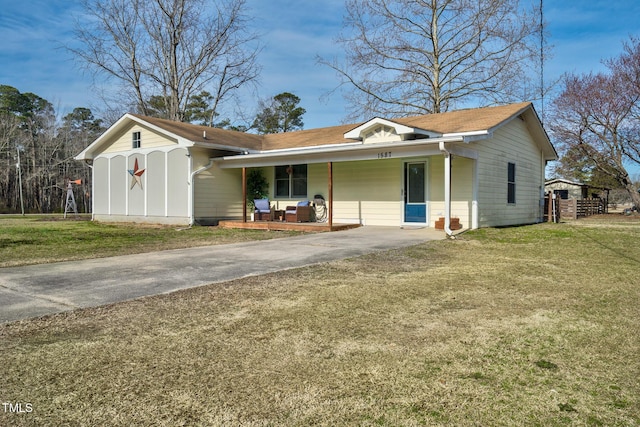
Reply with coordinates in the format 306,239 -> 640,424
193,149 -> 243,221
475,118 -> 544,227
332,159 -> 401,226
265,163 -> 327,211
261,160 -> 400,225
103,123 -> 178,154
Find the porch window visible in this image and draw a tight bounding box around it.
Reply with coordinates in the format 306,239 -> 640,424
132,131 -> 141,149
275,164 -> 307,198
507,162 -> 516,204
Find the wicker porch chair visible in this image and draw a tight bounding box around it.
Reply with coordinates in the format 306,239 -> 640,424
285,200 -> 313,222
254,199 -> 274,221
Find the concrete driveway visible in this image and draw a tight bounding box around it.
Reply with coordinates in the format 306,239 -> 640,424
0,226 -> 445,324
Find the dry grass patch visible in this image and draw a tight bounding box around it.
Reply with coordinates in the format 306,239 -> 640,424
1,216 -> 639,425
0,215 -> 302,267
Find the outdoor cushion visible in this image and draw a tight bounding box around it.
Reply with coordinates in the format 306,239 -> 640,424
285,201 -> 312,222
254,199 -> 270,213
286,200 -> 309,214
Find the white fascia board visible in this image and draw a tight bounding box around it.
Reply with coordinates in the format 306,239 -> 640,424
192,140 -> 254,153
441,130 -> 492,142
344,117 -> 441,139
255,141 -> 363,154
75,113 -> 134,160
215,136 -> 464,168
75,114 -> 192,160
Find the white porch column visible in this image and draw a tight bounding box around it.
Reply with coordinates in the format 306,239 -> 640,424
472,158 -> 479,229
444,152 -> 452,236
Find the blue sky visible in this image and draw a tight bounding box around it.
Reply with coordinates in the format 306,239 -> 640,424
1,0 -> 639,131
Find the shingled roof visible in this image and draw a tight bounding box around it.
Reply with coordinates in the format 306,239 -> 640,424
394,102 -> 532,135
77,102 -> 551,161
137,102 -> 536,151
129,114 -> 263,151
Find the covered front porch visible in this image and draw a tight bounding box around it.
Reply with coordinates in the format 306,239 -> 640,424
213,131 -> 479,235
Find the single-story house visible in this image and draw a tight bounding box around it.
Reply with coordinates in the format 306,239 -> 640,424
75,102 -> 557,233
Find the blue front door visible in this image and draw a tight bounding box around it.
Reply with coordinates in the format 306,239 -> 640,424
404,162 -> 427,223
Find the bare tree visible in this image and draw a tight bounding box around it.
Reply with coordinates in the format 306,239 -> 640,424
70,0 -> 260,121
320,0 -> 543,119
550,37 -> 640,209
1,85 -> 104,214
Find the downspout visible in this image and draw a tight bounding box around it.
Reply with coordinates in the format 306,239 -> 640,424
84,159 -> 94,220
189,157 -> 215,226
439,141 -> 454,238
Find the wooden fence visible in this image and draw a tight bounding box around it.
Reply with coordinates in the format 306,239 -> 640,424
545,195 -> 606,222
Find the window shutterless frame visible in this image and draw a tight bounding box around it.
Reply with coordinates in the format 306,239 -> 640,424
507,162 -> 516,204
132,131 -> 141,149
275,164 -> 307,198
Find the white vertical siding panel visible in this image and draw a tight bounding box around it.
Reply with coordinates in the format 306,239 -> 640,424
166,149 -> 189,217
109,155 -> 126,215
146,151 -> 166,216
93,157 -> 109,215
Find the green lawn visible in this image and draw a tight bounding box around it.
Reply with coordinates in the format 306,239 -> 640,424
0,215 -> 301,267
1,215 -> 639,426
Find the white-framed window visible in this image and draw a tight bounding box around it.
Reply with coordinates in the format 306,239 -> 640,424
507,162 -> 516,204
275,164 -> 307,198
132,131 -> 141,149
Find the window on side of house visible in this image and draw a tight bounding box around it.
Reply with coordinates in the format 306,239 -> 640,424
507,162 -> 516,204
132,131 -> 141,149
275,164 -> 307,198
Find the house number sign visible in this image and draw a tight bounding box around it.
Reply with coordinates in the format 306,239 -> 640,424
377,151 -> 392,159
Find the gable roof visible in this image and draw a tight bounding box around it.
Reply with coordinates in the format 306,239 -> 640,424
129,114 -> 264,151
75,113 -> 263,160
76,102 -> 556,161
545,178 -> 586,187
396,102 -> 533,135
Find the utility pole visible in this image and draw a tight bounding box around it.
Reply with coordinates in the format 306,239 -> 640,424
16,146 -> 24,216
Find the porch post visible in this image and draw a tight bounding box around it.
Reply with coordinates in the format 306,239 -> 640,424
444,153 -> 452,236
328,161 -> 333,231
242,167 -> 247,223
472,159 -> 479,229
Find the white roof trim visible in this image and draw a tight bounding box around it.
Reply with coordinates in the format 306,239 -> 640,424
75,114 -> 190,160
75,114 -> 247,160
344,117 -> 441,140
442,130 -> 492,140
215,135 -> 464,168
256,141 -> 363,154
